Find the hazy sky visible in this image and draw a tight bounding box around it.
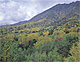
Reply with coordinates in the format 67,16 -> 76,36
0,0 -> 79,25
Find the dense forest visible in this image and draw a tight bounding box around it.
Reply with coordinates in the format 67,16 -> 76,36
0,1 -> 80,62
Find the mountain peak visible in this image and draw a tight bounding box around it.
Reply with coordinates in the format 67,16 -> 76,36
28,1 -> 79,23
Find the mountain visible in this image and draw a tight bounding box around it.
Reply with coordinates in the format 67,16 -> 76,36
0,1 -> 80,62
13,1 -> 80,26
0,1 -> 79,35
29,1 -> 80,22
11,20 -> 28,26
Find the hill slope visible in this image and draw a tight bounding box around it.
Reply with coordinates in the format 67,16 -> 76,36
29,1 -> 80,22
12,1 -> 80,26
0,1 -> 80,62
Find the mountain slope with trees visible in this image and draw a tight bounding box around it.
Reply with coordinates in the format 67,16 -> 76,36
0,1 -> 80,62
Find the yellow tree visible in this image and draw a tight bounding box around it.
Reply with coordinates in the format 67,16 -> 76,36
70,27 -> 76,32
66,42 -> 80,62
34,36 -> 53,49
27,33 -> 40,43
53,30 -> 65,39
43,31 -> 49,36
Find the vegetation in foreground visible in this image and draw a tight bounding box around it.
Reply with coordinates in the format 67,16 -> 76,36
0,1 -> 80,62
0,18 -> 80,62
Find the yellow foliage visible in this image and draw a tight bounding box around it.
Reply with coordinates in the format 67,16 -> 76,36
45,26 -> 53,30
31,27 -> 41,32
70,27 -> 76,32
18,34 -> 27,44
38,36 -> 53,42
57,26 -> 61,30
5,34 -> 14,43
34,36 -> 53,48
68,32 -> 78,38
63,28 -> 66,31
43,31 -> 49,36
63,27 -> 69,31
36,18 -> 46,23
66,42 -> 80,62
53,30 -> 65,38
27,33 -> 40,42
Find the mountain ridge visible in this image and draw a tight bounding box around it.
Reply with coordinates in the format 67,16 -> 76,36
1,1 -> 80,26
28,1 -> 80,22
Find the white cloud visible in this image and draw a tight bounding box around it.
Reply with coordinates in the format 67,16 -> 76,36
0,12 -> 4,20
0,0 -> 4,1
0,1 -> 39,25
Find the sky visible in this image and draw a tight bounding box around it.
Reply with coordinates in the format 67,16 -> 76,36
0,0 -> 79,25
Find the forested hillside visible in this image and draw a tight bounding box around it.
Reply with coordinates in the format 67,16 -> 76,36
0,1 -> 80,62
